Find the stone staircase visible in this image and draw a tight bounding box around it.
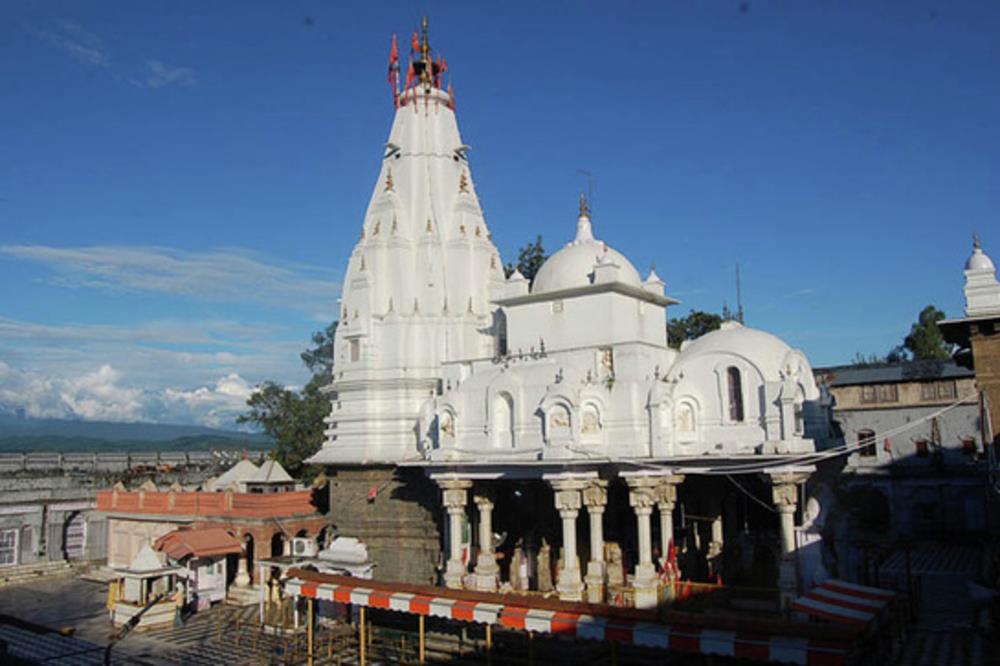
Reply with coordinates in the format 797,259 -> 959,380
0,559 -> 74,588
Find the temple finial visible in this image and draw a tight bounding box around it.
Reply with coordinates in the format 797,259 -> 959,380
973,232 -> 981,249
579,192 -> 589,217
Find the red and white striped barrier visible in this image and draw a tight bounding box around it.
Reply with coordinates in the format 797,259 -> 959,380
286,577 -> 852,665
792,579 -> 894,626
285,579 -> 503,624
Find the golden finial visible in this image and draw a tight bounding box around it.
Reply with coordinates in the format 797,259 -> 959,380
384,167 -> 394,191
419,16 -> 432,85
458,170 -> 469,193
579,192 -> 589,217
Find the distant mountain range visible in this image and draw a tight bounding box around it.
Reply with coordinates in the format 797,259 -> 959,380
0,414 -> 271,452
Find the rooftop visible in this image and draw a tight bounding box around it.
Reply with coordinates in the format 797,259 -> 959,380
814,360 -> 973,387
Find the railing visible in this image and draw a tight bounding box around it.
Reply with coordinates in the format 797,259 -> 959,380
0,450 -> 270,474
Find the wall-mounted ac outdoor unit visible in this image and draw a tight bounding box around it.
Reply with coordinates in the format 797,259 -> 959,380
292,537 -> 317,558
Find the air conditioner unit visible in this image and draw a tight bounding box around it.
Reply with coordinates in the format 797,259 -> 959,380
292,537 -> 317,558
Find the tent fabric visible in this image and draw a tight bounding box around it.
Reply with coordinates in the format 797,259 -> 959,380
791,580 -> 894,626
154,527 -> 243,560
285,575 -> 854,666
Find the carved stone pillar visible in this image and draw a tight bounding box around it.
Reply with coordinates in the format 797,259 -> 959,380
473,488 -> 499,591
627,478 -> 659,609
549,480 -> 585,601
769,470 -> 811,608
654,474 -> 684,575
582,481 -> 608,604
437,478 -> 472,589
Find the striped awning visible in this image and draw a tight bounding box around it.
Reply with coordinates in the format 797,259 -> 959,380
286,576 -> 854,665
791,580 -> 895,626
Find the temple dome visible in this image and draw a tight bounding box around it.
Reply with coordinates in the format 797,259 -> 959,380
532,202 -> 642,294
676,321 -> 800,382
966,244 -> 996,272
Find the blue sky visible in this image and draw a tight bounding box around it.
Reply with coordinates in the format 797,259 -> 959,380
2,1 -> 998,427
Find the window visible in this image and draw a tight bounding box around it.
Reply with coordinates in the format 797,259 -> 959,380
727,366 -> 744,423
937,381 -> 957,400
349,339 -> 360,362
857,429 -> 877,457
876,384 -> 898,402
914,439 -> 929,457
861,385 -> 877,403
921,381 -> 957,401
0,529 -> 16,566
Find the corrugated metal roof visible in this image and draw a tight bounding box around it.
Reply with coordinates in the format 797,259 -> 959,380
814,360 -> 973,387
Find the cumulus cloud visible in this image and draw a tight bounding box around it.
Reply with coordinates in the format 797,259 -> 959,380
142,59 -> 196,88
0,361 -> 259,428
0,244 -> 339,318
27,20 -> 108,67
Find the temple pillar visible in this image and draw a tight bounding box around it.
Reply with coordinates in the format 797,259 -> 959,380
768,468 -> 813,608
473,488 -> 499,591
626,477 -> 659,609
582,481 -> 608,604
550,480 -> 585,601
654,474 -> 684,571
235,550 -> 251,588
437,478 -> 472,589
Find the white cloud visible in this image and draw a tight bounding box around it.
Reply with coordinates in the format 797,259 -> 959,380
0,361 -> 262,428
142,59 -> 197,89
27,21 -> 108,67
0,244 -> 339,318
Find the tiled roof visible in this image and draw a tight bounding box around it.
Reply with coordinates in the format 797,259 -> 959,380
814,360 -> 973,386
155,527 -> 243,560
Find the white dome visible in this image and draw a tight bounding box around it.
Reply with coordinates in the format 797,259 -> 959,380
676,321 -> 799,381
532,211 -> 642,294
966,247 -> 995,272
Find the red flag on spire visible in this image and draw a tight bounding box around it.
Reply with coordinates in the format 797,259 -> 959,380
411,30 -> 420,54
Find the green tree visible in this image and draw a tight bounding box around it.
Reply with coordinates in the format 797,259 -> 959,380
503,235 -> 547,284
903,305 -> 953,361
238,323 -> 336,479
667,310 -> 722,349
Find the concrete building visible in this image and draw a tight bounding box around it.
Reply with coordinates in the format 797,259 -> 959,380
814,360 -> 985,539
309,22 -> 836,609
96,460 -> 327,601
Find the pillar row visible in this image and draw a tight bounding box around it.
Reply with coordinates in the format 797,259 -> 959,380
473,488 -> 499,592
437,478 -> 471,589
582,481 -> 608,604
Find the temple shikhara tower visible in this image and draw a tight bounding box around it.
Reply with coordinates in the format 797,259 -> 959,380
310,20 -> 835,607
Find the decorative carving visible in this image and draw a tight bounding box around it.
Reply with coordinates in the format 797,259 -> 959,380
581,405 -> 601,434
373,220 -> 381,235
771,482 -> 798,511
554,489 -> 582,514
582,481 -> 608,509
628,486 -> 657,512
549,405 -> 570,430
440,412 -> 455,439
655,475 -> 684,506
676,403 -> 694,433
384,167 -> 394,191
458,170 -> 469,193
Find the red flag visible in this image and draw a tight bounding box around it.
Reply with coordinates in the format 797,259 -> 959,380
884,437 -> 892,453
715,573 -> 723,586
411,30 -> 419,53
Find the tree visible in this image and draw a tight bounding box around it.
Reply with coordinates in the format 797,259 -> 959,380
238,323 -> 336,479
903,305 -> 953,361
503,236 -> 547,284
667,310 -> 722,349
850,305 -> 953,365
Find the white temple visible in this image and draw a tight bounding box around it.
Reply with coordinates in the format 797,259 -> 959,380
310,20 -> 834,608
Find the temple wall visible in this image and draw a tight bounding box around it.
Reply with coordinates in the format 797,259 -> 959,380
326,466 -> 440,584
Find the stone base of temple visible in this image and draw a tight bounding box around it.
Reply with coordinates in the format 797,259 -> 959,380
584,561 -> 606,603
633,585 -> 659,609
326,466 -> 441,585
226,585 -> 259,606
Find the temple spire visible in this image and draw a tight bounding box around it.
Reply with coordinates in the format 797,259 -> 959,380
574,192 -> 594,243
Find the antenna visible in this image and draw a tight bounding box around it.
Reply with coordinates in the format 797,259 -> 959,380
735,263 -> 745,324
576,169 -> 593,218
